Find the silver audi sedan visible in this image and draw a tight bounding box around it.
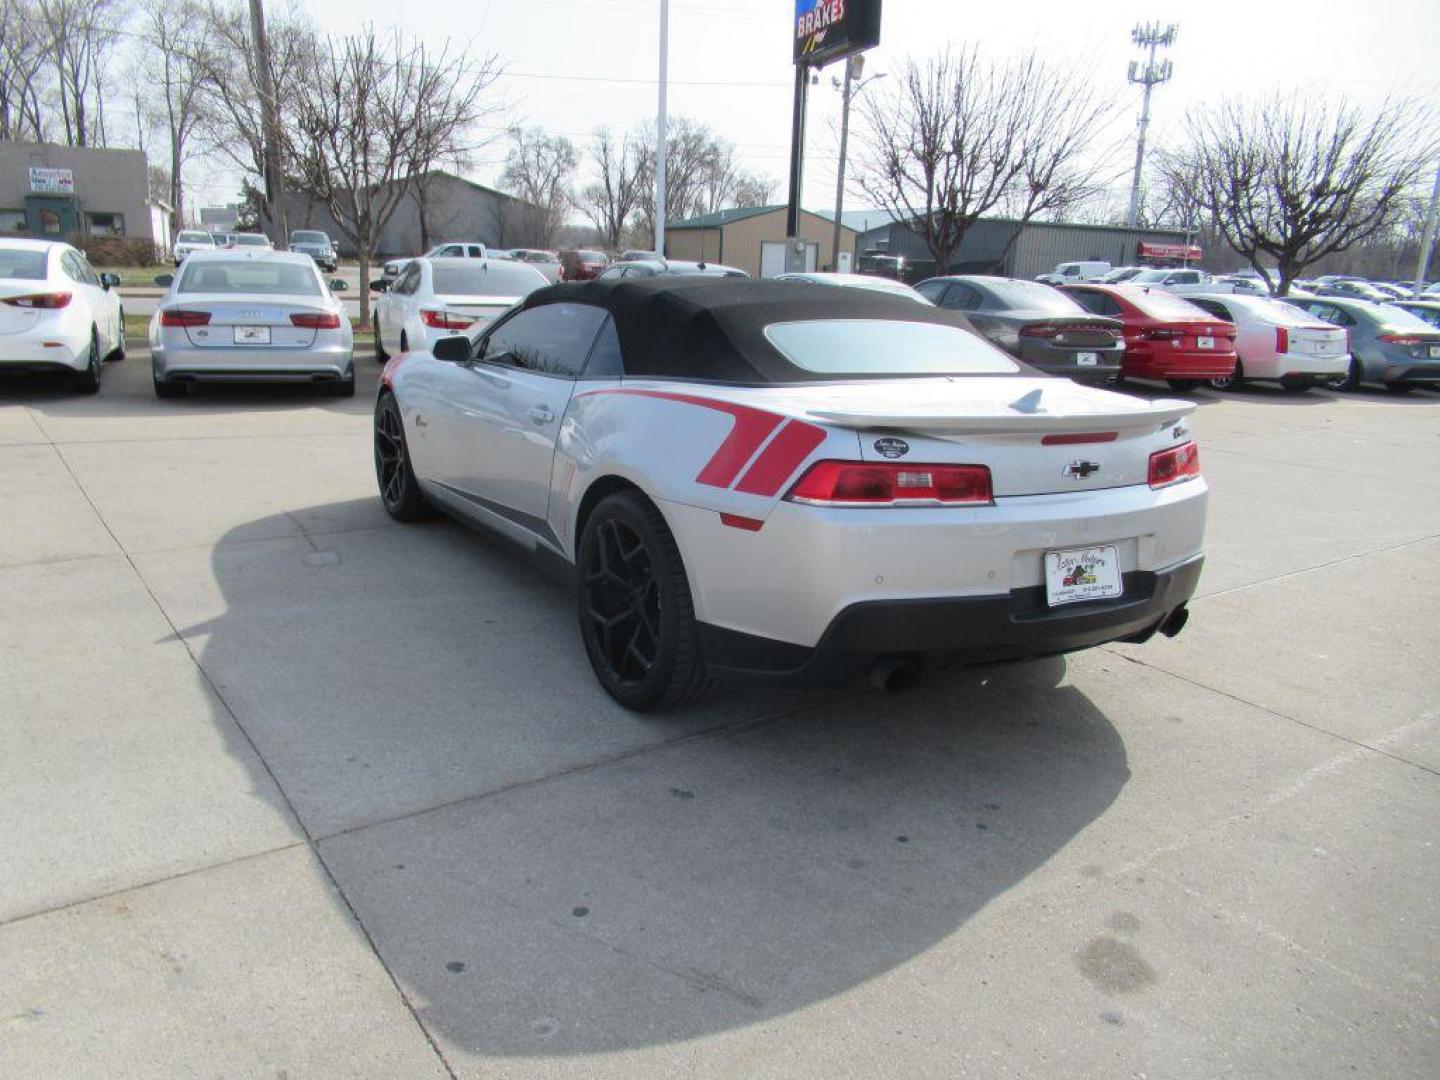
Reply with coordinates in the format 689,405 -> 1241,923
149,250 -> 354,398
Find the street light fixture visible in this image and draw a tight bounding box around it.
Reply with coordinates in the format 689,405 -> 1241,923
831,55 -> 886,272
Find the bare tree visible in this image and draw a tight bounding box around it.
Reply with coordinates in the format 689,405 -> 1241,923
194,0 -> 313,227
854,48 -> 1117,274
573,127 -> 645,252
290,27 -> 499,322
498,127 -> 577,248
36,0 -> 128,146
0,0 -> 51,141
695,137 -> 774,215
1159,94 -> 1433,295
133,0 -> 211,229
632,116 -> 722,245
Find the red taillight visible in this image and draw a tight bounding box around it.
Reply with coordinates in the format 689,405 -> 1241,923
420,309 -> 474,330
290,311 -> 342,329
1042,432 -> 1119,446
159,309 -> 211,326
1275,326 -> 1289,354
1148,442 -> 1200,489
2,291 -> 72,309
1019,323 -> 1115,343
785,461 -> 993,506
1377,333 -> 1424,345
1143,328 -> 1182,341
1019,323 -> 1061,339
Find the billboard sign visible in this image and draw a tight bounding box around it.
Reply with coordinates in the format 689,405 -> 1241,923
793,0 -> 882,68
29,167 -> 75,195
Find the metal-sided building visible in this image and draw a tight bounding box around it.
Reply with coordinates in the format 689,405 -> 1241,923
663,205 -> 858,277
855,215 -> 1196,281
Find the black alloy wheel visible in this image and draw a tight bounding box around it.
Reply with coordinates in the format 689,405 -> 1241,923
577,491 -> 710,711
374,393 -> 432,521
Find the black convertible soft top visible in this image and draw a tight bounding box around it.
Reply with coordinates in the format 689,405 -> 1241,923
521,277 -> 985,383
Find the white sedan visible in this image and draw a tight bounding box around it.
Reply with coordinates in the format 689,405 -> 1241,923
373,256 -> 549,359
0,238 -> 125,393
1184,293 -> 1350,391
374,278 -> 1207,710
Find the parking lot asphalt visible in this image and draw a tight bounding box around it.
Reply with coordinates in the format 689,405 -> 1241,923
1,352 -> 1437,1078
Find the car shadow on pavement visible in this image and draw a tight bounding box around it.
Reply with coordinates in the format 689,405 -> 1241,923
182,499 -> 1132,1058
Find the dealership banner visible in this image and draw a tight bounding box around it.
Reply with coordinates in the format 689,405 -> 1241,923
29,167 -> 75,195
793,0 -> 882,67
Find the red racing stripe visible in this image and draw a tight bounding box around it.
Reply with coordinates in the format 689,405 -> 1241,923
734,419 -> 827,496
581,388 -> 784,488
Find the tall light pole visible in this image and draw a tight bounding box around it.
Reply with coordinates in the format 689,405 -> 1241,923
1125,22 -> 1177,229
830,56 -> 884,272
1412,160 -> 1440,295
654,0 -> 669,256
247,0 -> 287,244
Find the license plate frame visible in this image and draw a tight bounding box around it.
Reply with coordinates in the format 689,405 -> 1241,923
1429,345 -> 1440,359
1197,335 -> 1215,350
1044,545 -> 1124,607
234,325 -> 271,345
1076,352 -> 1098,367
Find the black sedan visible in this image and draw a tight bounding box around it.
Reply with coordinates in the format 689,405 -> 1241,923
915,276 -> 1124,382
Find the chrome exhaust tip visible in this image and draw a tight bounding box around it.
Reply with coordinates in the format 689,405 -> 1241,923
1160,605 -> 1190,638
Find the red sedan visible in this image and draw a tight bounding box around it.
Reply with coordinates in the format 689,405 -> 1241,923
1062,283 -> 1237,390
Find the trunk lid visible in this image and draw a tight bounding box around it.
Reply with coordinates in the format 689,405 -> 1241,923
164,294 -> 332,348
739,377 -> 1195,497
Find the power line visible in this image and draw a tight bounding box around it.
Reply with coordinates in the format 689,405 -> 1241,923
497,70 -> 791,88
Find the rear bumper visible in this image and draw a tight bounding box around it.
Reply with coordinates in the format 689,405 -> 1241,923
1382,363 -> 1440,384
0,335 -> 88,372
1019,341 -> 1124,380
153,341 -> 352,381
1123,345 -> 1236,379
701,555 -> 1204,681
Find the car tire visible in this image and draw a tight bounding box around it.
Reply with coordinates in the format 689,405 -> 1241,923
330,367 -> 356,398
1386,384 -> 1415,395
374,392 -> 434,522
400,332 -> 409,353
72,331 -> 101,394
154,376 -> 185,399
1209,359 -> 1243,391
1166,378 -> 1202,391
107,309 -> 127,361
576,490 -> 711,712
374,316 -> 389,362
1335,356 -> 1363,392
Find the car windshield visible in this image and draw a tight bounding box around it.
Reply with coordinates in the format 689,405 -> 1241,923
765,319 -> 1020,375
1130,269 -> 1174,284
177,231 -> 212,244
432,262 -> 546,296
1129,289 -> 1211,319
232,235 -> 269,247
1228,296 -> 1328,326
291,231 -> 327,244
0,248 -> 48,280
578,252 -> 606,263
979,279 -> 1085,313
178,261 -> 321,296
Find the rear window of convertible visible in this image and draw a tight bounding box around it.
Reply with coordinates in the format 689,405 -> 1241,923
763,319 -> 1019,376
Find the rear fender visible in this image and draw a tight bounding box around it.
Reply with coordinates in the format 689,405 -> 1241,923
552,382 -> 857,557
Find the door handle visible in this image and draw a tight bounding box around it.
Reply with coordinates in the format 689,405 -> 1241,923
528,405 -> 554,424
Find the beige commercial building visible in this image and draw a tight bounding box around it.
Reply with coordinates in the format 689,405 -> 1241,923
664,205 -> 857,277
0,140 -> 169,252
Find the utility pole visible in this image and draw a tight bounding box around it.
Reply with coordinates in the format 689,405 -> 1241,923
655,0 -> 669,257
830,55 -> 884,272
1125,22 -> 1177,229
1412,160 -> 1440,295
248,0 -> 287,245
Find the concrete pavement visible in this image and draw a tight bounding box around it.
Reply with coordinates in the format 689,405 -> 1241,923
1,354 -> 1437,1078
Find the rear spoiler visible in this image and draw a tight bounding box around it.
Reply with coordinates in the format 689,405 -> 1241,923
806,399 -> 1196,436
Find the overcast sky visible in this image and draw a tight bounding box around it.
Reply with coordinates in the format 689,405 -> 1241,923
191,0 -> 1440,220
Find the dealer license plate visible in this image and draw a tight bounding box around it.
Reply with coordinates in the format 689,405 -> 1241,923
1044,545 -> 1123,607
234,325 -> 271,344
1197,336 -> 1215,349
1076,352 -> 1098,366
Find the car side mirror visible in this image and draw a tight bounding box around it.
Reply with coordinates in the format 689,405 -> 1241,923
369,279 -> 388,293
153,273 -> 174,288
329,279 -> 348,292
99,272 -> 120,290
432,335 -> 473,364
